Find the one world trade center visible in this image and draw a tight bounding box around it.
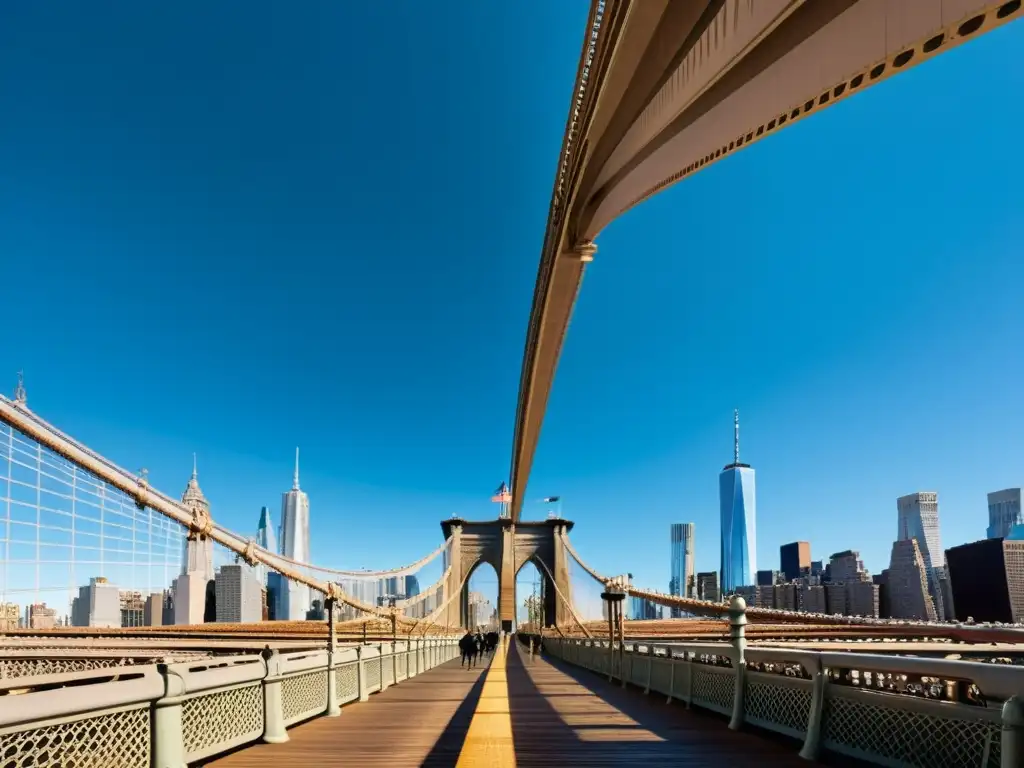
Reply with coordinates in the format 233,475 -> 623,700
720,410 -> 756,593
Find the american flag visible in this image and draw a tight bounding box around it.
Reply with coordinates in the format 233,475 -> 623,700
490,482 -> 511,503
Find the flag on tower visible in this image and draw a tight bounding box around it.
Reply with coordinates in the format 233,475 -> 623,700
542,496 -> 560,503
491,482 -> 511,503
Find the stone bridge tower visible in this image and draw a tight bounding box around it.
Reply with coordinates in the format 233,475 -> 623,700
440,517 -> 573,633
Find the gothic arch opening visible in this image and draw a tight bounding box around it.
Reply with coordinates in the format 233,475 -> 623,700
515,558 -> 547,631
463,559 -> 499,631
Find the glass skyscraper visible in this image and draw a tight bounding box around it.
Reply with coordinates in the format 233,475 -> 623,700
897,492 -> 943,570
897,491 -> 948,619
279,448 -> 311,620
719,410 -> 756,593
987,488 -> 1023,540
255,506 -> 277,586
669,523 -> 695,614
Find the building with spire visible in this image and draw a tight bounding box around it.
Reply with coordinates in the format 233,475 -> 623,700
279,448 -> 311,620
719,410 -> 756,593
173,454 -> 214,625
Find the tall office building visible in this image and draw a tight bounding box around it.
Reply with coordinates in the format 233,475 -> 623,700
216,564 -> 264,623
828,550 -> 869,583
987,489 -> 1023,540
896,492 -> 943,570
947,537 -> 1024,623
71,577 -> 121,628
696,571 -> 720,602
669,523 -> 696,616
720,410 -> 756,593
780,542 -> 811,583
279,448 -> 311,620
255,506 -> 277,586
886,539 -> 937,621
897,492 -> 947,619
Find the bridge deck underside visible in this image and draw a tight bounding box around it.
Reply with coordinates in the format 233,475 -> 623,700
211,643 -> 812,767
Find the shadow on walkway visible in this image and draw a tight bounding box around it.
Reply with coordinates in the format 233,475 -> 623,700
420,656 -> 489,767
505,641 -> 812,767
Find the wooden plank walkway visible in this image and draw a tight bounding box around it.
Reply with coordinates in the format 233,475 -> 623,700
209,641 -> 817,767
206,653 -> 491,767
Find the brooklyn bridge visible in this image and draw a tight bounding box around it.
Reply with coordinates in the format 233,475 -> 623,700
1,1 -> 1023,766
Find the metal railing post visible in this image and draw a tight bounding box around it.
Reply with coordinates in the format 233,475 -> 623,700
325,598 -> 340,717
645,644 -> 653,695
356,645 -> 369,702
153,663 -> 187,768
391,610 -> 400,685
800,661 -> 826,761
261,648 -> 288,744
728,595 -> 748,731
1002,694 -> 1024,768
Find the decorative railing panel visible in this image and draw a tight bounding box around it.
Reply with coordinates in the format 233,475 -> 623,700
691,665 -> 735,715
744,673 -> 813,739
182,684 -> 264,761
281,671 -> 328,726
366,657 -> 381,692
0,705 -> 150,768
335,663 -> 359,704
822,688 -> 1001,768
649,658 -> 674,697
1,657 -> 129,680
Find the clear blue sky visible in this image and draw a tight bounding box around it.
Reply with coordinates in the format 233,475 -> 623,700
1,4 -> 1022,607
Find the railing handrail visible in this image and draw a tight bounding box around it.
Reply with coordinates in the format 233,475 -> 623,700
552,634 -> 1024,700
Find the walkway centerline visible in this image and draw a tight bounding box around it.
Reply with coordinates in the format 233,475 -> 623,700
455,640 -> 516,767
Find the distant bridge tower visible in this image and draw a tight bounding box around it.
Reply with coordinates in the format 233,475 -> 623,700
173,454 -> 215,624
440,516 -> 573,633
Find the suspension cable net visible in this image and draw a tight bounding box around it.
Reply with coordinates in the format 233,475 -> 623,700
561,538 -> 610,635
0,399 -> 455,629
531,555 -> 591,638
1,421 -> 184,627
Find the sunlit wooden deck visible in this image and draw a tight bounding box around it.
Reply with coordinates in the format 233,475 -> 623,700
210,640 -> 815,767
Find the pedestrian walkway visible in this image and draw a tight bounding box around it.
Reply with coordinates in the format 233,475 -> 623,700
456,640 -> 812,767
210,639 -> 814,766
207,652 -> 492,766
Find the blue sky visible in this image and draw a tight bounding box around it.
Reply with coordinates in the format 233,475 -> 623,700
1,3 -> 1022,610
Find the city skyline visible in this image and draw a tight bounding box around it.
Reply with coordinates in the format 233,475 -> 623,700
1,399 -> 1021,627
1,3 -> 1022,596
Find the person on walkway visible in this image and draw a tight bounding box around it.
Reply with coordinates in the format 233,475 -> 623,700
474,631 -> 485,659
459,631 -> 477,668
